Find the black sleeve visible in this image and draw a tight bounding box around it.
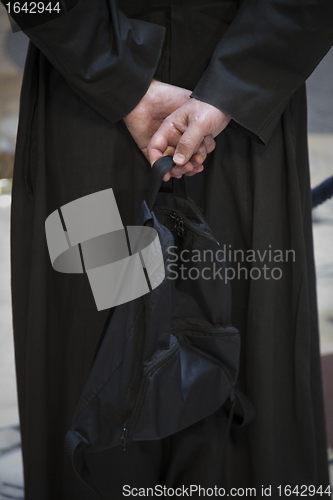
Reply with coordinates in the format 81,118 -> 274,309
1,0 -> 165,123
191,0 -> 333,144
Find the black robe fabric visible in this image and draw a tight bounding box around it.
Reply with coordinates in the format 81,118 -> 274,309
5,0 -> 333,498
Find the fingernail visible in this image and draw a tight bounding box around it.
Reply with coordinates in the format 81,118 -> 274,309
198,147 -> 205,155
173,153 -> 185,164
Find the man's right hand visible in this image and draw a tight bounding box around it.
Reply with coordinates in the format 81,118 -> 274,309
148,97 -> 229,182
123,80 -> 210,176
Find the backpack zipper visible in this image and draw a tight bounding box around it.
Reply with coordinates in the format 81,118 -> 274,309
155,207 -> 219,245
121,340 -> 179,450
169,212 -> 185,237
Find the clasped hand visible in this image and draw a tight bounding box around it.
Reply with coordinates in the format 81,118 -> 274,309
123,79 -> 230,182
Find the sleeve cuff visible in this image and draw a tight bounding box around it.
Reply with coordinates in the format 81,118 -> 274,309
16,0 -> 166,123
191,67 -> 291,145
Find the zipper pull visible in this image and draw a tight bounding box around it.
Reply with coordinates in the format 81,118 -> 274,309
170,213 -> 185,237
121,428 -> 129,451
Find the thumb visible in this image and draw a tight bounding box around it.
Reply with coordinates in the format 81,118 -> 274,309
173,123 -> 205,166
149,148 -> 163,167
148,130 -> 169,166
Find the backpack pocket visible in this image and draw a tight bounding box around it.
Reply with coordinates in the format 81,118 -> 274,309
121,320 -> 240,446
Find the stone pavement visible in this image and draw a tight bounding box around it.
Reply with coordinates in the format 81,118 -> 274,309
0,5 -> 332,498
0,411 -> 23,500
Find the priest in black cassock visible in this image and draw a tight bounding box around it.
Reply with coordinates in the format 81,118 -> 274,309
3,0 -> 333,498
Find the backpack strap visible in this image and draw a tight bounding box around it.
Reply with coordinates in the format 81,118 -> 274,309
147,156 -> 187,211
64,430 -> 103,500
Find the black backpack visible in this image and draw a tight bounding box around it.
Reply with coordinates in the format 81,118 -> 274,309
65,156 -> 254,499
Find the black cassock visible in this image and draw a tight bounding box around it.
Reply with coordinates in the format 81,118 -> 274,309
6,0 -> 333,498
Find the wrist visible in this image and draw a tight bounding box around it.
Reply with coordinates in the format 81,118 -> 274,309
124,79 -> 157,121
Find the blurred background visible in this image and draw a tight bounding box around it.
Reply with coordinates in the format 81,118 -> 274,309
0,6 -> 332,499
